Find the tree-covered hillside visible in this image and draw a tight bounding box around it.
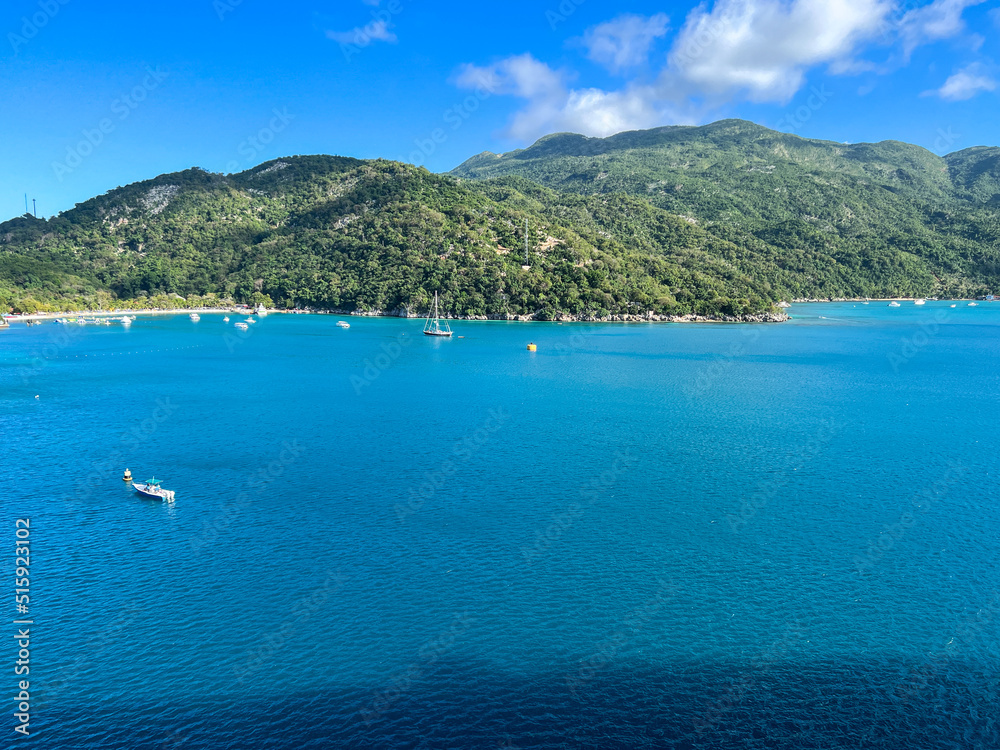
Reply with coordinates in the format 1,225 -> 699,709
0,157 -> 778,317
452,119 -> 1000,298
4,120 -> 999,318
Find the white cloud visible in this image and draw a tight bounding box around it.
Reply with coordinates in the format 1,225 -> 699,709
454,54 -> 690,140
326,19 -> 397,46
582,13 -> 670,73
897,0 -> 986,57
454,1 -> 994,143
667,0 -> 892,102
455,54 -> 564,100
924,63 -> 997,100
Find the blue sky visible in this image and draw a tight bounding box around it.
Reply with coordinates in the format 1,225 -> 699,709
2,0 -> 997,218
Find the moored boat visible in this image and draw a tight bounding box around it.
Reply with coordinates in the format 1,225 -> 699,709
190,313 -> 201,322
888,301 -> 901,307
337,321 -> 350,329
133,478 -> 175,501
423,292 -> 453,337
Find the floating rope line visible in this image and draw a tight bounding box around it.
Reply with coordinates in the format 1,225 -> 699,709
39,343 -> 215,360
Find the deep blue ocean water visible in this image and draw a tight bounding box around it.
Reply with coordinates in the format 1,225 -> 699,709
2,302 -> 999,749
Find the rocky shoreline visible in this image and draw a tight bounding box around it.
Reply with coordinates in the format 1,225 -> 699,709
5,307 -> 789,325
337,309 -> 790,323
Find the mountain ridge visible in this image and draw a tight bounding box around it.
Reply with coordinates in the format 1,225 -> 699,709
3,119 -> 999,316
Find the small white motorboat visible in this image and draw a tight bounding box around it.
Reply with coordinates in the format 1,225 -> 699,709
235,322 -> 249,331
337,321 -> 350,329
914,299 -> 926,305
223,316 -> 230,322
134,478 -> 175,501
888,301 -> 901,307
190,313 -> 201,322
245,317 -> 257,324
969,302 -> 978,307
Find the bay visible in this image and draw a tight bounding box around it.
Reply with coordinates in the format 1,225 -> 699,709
2,301 -> 998,748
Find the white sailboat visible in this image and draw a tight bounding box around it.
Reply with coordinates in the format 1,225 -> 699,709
423,292 -> 453,337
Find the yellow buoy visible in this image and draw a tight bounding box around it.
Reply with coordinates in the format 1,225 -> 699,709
123,468 -> 132,482
527,343 -> 537,352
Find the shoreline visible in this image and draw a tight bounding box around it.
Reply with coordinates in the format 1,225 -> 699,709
3,307 -> 790,325
790,297 -> 983,303
5,296 -> 993,326
4,307 -> 243,323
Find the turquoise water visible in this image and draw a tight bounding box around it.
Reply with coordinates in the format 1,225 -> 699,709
2,302 -> 999,748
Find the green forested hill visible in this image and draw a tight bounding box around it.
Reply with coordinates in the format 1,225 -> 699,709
3,120 -> 999,317
452,119 -> 1000,298
0,157 -> 783,317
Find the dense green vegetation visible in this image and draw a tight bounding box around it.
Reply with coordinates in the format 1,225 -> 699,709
4,119 -> 999,317
453,119 -> 1000,299
0,157 -> 777,317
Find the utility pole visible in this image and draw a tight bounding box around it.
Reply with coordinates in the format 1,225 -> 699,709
24,193 -> 28,215
32,199 -> 36,218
